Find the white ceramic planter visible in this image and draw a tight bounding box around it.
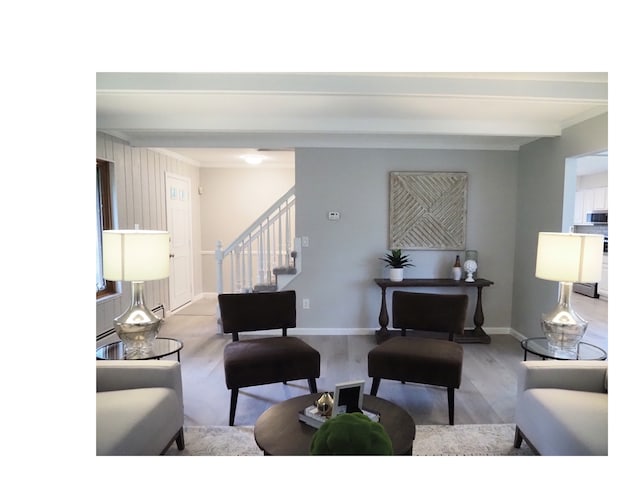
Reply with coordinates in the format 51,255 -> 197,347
389,268 -> 404,282
452,266 -> 462,281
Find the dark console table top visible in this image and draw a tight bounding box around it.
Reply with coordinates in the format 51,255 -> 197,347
374,278 -> 494,288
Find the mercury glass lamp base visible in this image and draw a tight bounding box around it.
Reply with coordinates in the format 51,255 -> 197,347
114,281 -> 163,359
115,319 -> 162,358
540,282 -> 588,354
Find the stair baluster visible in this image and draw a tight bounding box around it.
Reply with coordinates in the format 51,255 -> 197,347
216,186 -> 298,295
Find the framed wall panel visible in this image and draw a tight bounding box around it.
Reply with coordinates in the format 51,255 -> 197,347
389,171 -> 468,250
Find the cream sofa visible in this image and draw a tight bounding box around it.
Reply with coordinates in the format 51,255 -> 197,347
96,360 -> 185,455
514,360 -> 608,455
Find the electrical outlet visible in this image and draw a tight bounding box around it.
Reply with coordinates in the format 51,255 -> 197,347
302,298 -> 310,309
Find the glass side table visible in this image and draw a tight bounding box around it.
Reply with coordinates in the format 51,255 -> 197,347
520,337 -> 607,361
96,337 -> 183,361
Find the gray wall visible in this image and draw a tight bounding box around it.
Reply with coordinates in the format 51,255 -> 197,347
511,113 -> 608,339
291,148 -> 518,333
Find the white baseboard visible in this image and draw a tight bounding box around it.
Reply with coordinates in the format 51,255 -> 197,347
508,328 -> 528,342
293,328 -> 376,336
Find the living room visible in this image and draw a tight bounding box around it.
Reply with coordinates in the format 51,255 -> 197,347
96,73 -> 611,461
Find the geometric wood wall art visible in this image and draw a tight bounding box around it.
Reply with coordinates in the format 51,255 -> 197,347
389,171 -> 468,250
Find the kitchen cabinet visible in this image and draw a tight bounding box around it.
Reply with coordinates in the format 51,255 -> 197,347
593,187 -> 607,210
599,255 -> 608,298
574,187 -> 608,224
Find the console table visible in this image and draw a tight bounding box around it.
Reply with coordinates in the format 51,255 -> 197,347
374,278 -> 494,344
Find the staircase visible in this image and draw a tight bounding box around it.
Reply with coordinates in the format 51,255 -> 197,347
215,186 -> 300,295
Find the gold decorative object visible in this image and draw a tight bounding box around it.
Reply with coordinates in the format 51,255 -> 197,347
315,392 -> 334,417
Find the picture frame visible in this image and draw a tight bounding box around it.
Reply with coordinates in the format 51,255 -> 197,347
332,380 -> 365,417
389,171 -> 468,250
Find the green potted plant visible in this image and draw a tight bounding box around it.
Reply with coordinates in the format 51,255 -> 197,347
309,412 -> 393,455
380,249 -> 414,281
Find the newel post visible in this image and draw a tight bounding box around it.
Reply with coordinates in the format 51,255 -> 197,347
216,240 -> 224,294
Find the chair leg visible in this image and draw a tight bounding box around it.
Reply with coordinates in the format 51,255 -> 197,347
370,378 -> 381,396
308,378 -> 318,393
514,426 -> 523,448
447,387 -> 455,425
176,427 -> 185,450
229,388 -> 239,426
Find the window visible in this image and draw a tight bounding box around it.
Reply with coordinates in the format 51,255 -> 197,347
96,159 -> 116,298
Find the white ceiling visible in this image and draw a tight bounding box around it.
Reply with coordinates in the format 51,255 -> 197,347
96,72 -> 608,169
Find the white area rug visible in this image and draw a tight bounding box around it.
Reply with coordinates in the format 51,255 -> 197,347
165,423 -> 533,456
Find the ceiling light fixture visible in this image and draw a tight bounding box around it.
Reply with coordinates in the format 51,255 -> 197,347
241,154 -> 266,165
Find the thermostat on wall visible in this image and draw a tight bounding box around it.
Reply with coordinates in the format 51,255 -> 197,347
327,211 -> 341,221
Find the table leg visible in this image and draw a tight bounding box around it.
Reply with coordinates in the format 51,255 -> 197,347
456,285 -> 491,344
474,286 -> 486,327
375,286 -> 390,343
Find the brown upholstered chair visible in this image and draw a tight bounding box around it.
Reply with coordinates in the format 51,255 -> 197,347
218,290 -> 321,426
367,291 -> 468,425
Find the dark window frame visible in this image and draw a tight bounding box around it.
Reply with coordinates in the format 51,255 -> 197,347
96,159 -> 116,298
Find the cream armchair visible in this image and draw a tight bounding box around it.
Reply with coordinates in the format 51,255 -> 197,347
514,360 -> 608,456
96,360 -> 185,455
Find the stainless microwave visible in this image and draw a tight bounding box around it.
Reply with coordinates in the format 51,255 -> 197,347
586,211 -> 608,224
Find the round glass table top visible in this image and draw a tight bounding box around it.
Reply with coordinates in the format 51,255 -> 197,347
521,337 -> 607,361
96,337 -> 183,360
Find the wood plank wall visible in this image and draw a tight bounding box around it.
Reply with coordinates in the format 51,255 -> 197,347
96,132 -> 200,336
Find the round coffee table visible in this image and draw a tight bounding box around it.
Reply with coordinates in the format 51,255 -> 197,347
254,393 -> 416,455
520,337 -> 607,361
96,337 -> 183,361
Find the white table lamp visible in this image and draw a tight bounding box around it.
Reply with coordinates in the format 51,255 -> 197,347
102,229 -> 170,358
535,232 -> 603,355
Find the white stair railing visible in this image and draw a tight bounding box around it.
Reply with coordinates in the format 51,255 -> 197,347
216,186 -> 297,294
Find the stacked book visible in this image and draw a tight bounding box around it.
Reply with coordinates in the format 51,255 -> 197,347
298,405 -> 380,429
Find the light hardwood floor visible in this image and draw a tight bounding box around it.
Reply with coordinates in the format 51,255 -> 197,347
159,292 -> 607,427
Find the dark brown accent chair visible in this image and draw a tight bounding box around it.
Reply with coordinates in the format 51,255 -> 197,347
218,290 -> 321,426
367,291 -> 468,425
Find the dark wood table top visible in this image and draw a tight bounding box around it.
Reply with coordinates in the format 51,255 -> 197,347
374,277 -> 494,288
253,393 -> 416,455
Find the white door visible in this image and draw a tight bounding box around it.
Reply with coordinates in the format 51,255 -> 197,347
165,173 -> 193,310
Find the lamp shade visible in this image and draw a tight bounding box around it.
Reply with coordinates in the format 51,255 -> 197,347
102,230 -> 170,281
535,232 -> 603,283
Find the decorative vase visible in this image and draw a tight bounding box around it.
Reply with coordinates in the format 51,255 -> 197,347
452,267 -> 462,281
452,255 -> 462,280
389,268 -> 404,282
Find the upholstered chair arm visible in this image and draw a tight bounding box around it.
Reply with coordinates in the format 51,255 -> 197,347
96,360 -> 183,410
517,360 -> 608,396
